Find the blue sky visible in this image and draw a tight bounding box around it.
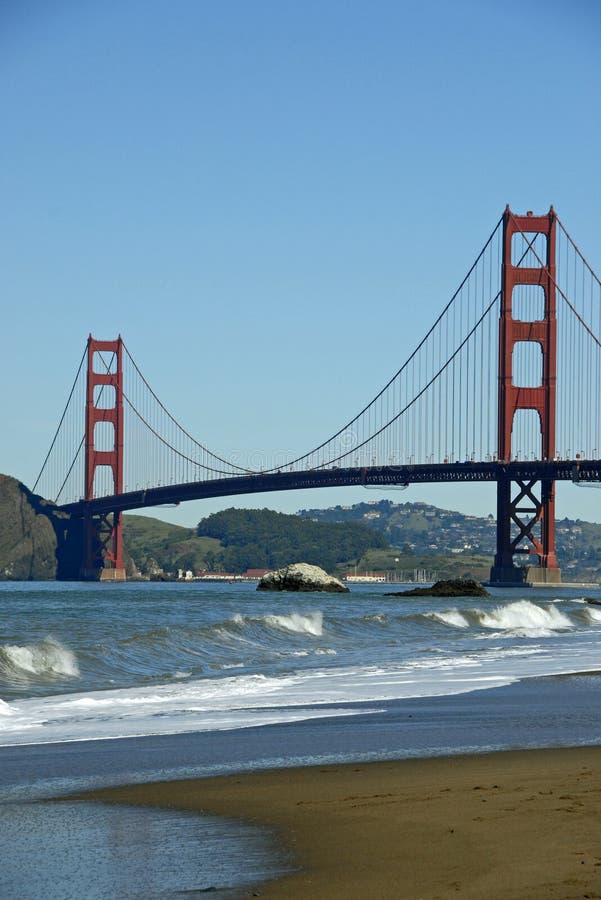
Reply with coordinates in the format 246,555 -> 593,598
1,0 -> 600,527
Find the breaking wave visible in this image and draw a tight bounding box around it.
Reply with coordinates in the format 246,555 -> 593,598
264,612 -> 323,636
583,605 -> 601,624
430,609 -> 471,629
427,600 -> 574,636
0,638 -> 79,681
232,611 -> 323,636
478,600 -> 572,632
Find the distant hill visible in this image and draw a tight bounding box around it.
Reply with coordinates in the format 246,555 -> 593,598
299,499 -> 496,554
122,515 -> 221,576
298,499 -> 601,583
123,508 -> 387,577
195,507 -> 388,573
126,506 -> 492,582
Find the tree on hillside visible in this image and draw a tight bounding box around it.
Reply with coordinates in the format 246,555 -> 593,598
196,507 -> 387,572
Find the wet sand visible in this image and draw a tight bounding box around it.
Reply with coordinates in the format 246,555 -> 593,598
80,746 -> 601,899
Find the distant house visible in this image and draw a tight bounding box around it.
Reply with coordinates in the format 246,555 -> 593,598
245,568 -> 272,579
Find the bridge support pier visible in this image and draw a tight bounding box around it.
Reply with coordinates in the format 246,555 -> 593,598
82,511 -> 126,581
490,207 -> 561,586
81,336 -> 126,581
490,474 -> 561,585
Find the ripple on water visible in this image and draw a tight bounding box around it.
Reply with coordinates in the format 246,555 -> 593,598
0,799 -> 292,899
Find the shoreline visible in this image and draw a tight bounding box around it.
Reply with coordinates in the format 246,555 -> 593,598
77,745 -> 601,899
5,674 -> 601,897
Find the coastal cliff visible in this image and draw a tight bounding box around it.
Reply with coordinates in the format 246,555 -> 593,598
0,475 -> 83,580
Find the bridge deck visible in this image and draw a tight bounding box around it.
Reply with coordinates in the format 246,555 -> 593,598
59,460 -> 601,516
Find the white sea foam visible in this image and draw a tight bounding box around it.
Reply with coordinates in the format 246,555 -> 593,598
477,600 -> 572,635
230,611 -> 323,637
428,609 -> 470,628
478,646 -> 543,658
264,612 -> 323,636
0,638 -> 79,679
583,606 -> 601,624
1,642 -> 600,747
429,601 -> 573,637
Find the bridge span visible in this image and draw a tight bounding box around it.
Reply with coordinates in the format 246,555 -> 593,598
60,459 -> 601,517
35,206 -> 601,582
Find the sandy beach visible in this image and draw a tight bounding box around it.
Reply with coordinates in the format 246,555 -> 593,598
79,746 -> 601,899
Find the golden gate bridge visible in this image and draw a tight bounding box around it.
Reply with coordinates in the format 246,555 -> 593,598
33,207 -> 601,584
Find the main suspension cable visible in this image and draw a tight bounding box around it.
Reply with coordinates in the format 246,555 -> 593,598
260,214 -> 504,472
122,341 -> 254,473
33,346 -> 87,494
313,292 -> 501,469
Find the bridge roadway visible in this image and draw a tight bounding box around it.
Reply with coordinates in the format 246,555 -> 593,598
59,460 -> 601,517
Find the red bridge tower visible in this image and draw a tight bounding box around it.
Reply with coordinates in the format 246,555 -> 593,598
82,335 -> 126,580
490,206 -> 561,585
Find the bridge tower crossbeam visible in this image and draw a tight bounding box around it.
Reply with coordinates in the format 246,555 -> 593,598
490,206 -> 561,585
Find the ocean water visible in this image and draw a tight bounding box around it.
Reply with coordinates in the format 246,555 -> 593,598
2,580 -> 601,898
2,580 -> 601,746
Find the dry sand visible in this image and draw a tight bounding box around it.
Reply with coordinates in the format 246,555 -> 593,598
79,747 -> 601,899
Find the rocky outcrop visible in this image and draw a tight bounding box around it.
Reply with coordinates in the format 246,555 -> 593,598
0,474 -> 140,580
0,475 -> 66,579
386,578 -> 489,598
257,562 -> 349,593
0,474 -> 95,580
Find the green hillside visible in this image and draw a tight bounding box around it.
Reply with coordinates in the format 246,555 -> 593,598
123,508 -> 387,577
300,499 -> 601,583
196,507 -> 387,573
348,547 -> 493,583
122,515 -> 221,575
123,499 -> 601,583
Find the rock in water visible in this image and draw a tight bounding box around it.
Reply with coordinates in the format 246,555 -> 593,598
385,578 -> 489,598
257,562 -> 349,593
